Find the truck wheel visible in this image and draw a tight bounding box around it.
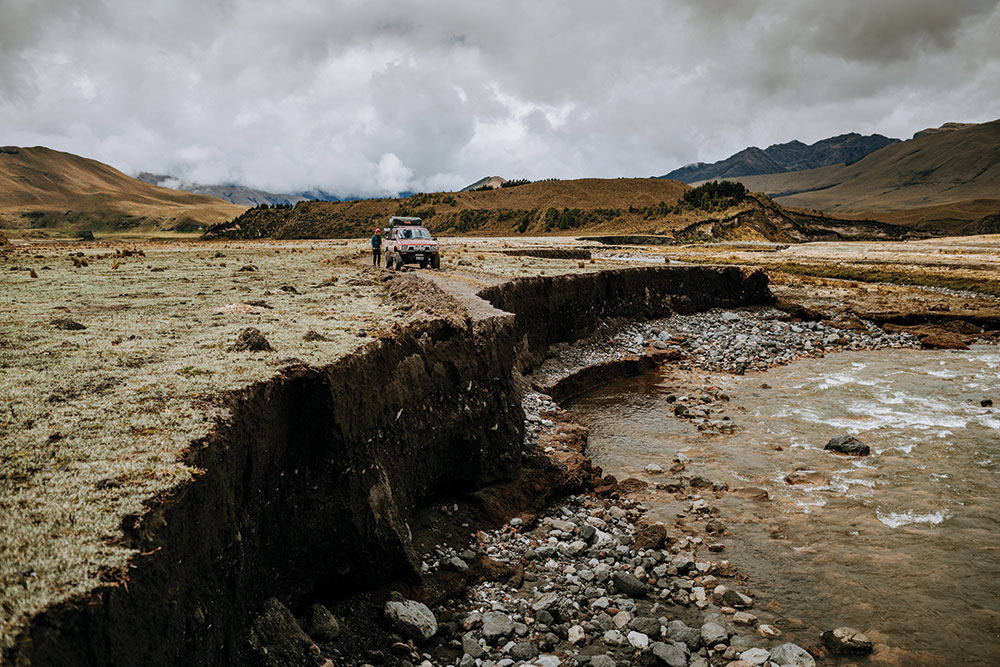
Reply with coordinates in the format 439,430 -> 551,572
431,254 -> 441,269
394,252 -> 403,271
419,259 -> 428,269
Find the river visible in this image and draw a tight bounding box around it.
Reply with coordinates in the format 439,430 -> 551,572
566,346 -> 1000,666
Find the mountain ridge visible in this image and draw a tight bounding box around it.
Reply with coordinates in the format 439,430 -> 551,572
662,133 -> 899,183
0,146 -> 246,233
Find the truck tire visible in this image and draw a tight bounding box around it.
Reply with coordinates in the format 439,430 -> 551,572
384,251 -> 391,269
394,252 -> 403,271
431,254 -> 440,269
419,259 -> 428,269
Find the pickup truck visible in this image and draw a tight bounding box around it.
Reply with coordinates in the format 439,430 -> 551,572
383,216 -> 441,270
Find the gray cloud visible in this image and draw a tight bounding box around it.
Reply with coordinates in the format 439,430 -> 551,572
2,0 -> 998,196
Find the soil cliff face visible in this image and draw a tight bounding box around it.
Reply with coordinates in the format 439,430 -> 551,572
478,266 -> 772,371
6,266 -> 771,666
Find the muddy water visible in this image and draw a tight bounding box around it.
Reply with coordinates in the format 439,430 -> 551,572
567,346 -> 1000,666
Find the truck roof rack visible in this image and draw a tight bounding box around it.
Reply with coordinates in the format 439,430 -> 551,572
389,216 -> 422,225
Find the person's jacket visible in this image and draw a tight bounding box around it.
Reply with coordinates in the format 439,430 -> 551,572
371,234 -> 381,248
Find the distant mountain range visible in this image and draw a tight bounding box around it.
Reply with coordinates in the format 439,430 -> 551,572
135,173 -> 340,206
661,133 -> 898,183
728,119 -> 1000,229
0,146 -> 245,233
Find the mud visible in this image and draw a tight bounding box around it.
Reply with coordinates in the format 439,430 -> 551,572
4,265 -> 772,666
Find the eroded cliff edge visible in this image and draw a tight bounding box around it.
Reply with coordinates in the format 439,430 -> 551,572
5,265 -> 770,666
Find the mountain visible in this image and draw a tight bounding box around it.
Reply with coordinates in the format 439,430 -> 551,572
461,176 -> 507,191
136,172 -> 312,207
662,133 -> 898,183
202,177 -> 920,243
729,119 -> 1000,230
0,147 -> 246,234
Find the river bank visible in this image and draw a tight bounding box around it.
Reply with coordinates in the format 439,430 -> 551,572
331,302 -> 996,667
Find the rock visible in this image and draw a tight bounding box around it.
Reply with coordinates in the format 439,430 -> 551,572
568,624 -> 586,644
532,591 -> 559,611
821,626 -> 873,654
248,598 -> 322,667
634,522 -> 669,550
51,318 -> 86,330
645,463 -> 664,474
482,611 -> 515,641
824,435 -> 871,456
722,589 -> 753,609
982,398 -> 993,407
739,647 -> 770,665
920,332 -> 969,350
666,620 -> 701,650
612,571 -> 649,597
303,604 -> 340,642
650,641 -> 688,666
784,468 -> 829,486
630,616 -> 661,637
448,556 -> 470,573
510,517 -> 523,526
627,630 -> 650,649
700,621 -> 728,646
509,642 -> 539,661
384,595 -> 437,641
590,656 -> 616,667
613,611 -> 633,629
671,551 -> 695,572
721,312 -> 741,322
603,629 -> 624,646
228,327 -> 273,352
757,624 -> 781,639
462,634 -> 485,659
768,642 -> 815,667
732,611 -> 757,626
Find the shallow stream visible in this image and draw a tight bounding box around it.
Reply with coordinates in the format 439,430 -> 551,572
567,346 -> 1000,666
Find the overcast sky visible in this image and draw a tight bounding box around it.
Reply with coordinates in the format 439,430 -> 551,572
2,0 -> 998,196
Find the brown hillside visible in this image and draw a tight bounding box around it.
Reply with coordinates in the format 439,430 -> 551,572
205,178 -> 698,239
204,178 -> 922,243
727,119 -> 1000,230
0,146 -> 246,233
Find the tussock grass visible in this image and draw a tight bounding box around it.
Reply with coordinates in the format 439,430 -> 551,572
0,241 -> 408,645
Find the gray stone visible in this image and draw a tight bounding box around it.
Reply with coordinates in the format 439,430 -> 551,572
824,434 -> 870,456
700,621 -> 728,646
722,589 -> 753,608
462,634 -> 485,658
821,627 -> 873,654
630,616 -> 661,637
384,596 -> 437,642
303,603 -> 340,642
739,647 -> 770,665
482,611 -> 515,641
509,642 -> 539,661
666,620 -> 701,650
612,571 -> 649,597
590,656 -> 617,667
532,591 -> 559,611
627,630 -> 650,649
448,556 -> 470,573
769,642 -> 816,667
650,641 -> 688,666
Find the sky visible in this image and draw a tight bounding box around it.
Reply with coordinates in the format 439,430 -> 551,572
2,0 -> 999,197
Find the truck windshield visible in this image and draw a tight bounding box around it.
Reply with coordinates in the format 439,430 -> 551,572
397,228 -> 431,239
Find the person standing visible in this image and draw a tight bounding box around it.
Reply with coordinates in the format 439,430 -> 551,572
370,228 -> 382,266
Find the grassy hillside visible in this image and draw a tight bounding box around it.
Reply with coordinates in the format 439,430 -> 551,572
726,120 -> 1000,230
204,178 -> 922,243
0,146 -> 246,236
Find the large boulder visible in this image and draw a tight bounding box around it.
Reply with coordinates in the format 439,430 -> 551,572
824,435 -> 871,456
383,594 -> 437,641
481,611 -> 515,641
821,626 -> 873,654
